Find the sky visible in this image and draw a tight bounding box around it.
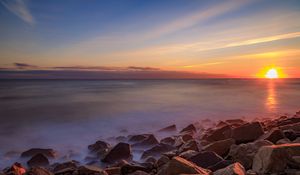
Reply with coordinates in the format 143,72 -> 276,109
0,0 -> 300,79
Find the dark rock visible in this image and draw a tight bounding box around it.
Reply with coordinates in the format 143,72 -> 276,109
141,143 -> 175,159
160,137 -> 175,146
180,124 -> 196,134
77,165 -> 107,175
178,140 -> 199,153
121,164 -> 151,175
144,156 -> 156,164
132,135 -> 159,148
52,160 -> 78,173
21,148 -> 56,158
231,122 -> 264,144
104,167 -> 121,175
26,167 -> 53,175
102,142 -> 132,164
4,162 -> 26,175
189,151 -> 224,168
27,153 -> 49,167
156,155 -> 169,167
259,128 -> 284,144
158,124 -> 177,132
179,150 -> 198,159
284,129 -> 300,141
213,162 -> 246,175
128,170 -> 150,175
203,138 -> 235,157
207,160 -> 233,171
128,134 -> 151,143
88,140 -> 111,155
181,134 -> 193,142
204,125 -> 232,142
280,122 -> 300,132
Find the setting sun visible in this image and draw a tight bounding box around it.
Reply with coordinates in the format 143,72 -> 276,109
265,68 -> 278,79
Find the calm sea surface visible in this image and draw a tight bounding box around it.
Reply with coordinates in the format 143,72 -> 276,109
0,79 -> 300,167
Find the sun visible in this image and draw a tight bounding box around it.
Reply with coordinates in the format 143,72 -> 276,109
265,68 -> 278,79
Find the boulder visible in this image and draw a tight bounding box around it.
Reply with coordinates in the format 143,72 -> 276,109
102,142 -> 132,164
203,138 -> 235,157
213,162 -> 246,175
189,151 -> 224,168
129,134 -> 151,143
158,124 -> 177,132
156,155 -> 169,167
180,124 -> 196,134
121,164 -> 151,174
21,148 -> 56,158
26,167 -> 53,175
104,167 -> 121,175
204,125 -> 232,142
88,140 -> 111,155
231,122 -> 264,144
128,170 -> 150,175
52,160 -> 78,173
252,143 -> 300,174
284,129 -> 300,141
27,153 -> 49,167
77,165 -> 107,175
157,156 -> 211,175
160,137 -> 175,146
4,162 -> 26,175
259,128 -> 284,144
228,140 -> 273,169
280,122 -> 300,132
141,143 -> 175,159
132,135 -> 159,148
207,160 -> 232,171
181,134 -> 194,142
178,140 -> 199,153
276,138 -> 291,144
179,150 -> 198,159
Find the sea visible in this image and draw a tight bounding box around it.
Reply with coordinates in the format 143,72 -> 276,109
0,79 -> 299,167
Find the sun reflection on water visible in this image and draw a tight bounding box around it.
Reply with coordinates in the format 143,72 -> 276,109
266,80 -> 278,113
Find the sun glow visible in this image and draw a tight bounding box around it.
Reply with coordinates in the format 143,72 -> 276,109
265,68 -> 278,79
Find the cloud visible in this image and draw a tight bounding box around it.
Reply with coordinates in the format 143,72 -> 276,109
14,62 -> 38,69
53,66 -> 160,71
1,0 -> 35,25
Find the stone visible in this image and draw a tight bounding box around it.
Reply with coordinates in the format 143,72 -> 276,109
157,156 -> 211,175
88,140 -> 111,154
204,125 -> 232,142
178,140 -> 199,153
231,122 -> 264,144
285,169 -> 300,175
156,155 -> 170,167
203,138 -> 235,157
179,150 -> 198,159
52,160 -> 78,173
207,160 -> 232,172
132,135 -> 159,148
214,162 -> 246,175
104,167 -> 121,175
284,129 -> 300,141
228,140 -> 273,170
280,122 -> 300,132
145,156 -> 156,164
160,137 -> 175,146
129,134 -> 151,143
27,153 -> 49,167
180,124 -> 196,134
121,164 -> 151,174
26,167 -> 53,175
78,165 -> 107,175
181,134 -> 194,142
128,170 -> 150,175
102,142 -> 132,164
189,151 -> 224,169
141,143 -> 175,159
252,143 -> 300,174
276,138 -> 291,144
158,124 -> 177,132
259,128 -> 284,144
20,148 -> 56,158
4,162 -> 26,175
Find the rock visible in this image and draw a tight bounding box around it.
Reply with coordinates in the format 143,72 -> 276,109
189,151 -> 224,168
276,138 -> 291,144
132,135 -> 159,148
158,124 -> 177,132
129,134 -> 151,143
21,148 -> 56,158
144,156 -> 156,164
128,170 -> 150,175
252,143 -> 300,174
27,153 -> 49,167
174,136 -> 185,147
181,134 -> 194,142
160,137 -> 175,146
26,167 -> 53,175
121,164 -> 151,174
102,142 -> 132,164
104,167 -> 121,175
228,140 -> 273,169
285,169 -> 300,175
88,140 -> 111,155
52,160 -> 78,173
204,125 -> 232,142
231,122 -> 264,144
179,150 -> 198,159
246,169 -> 257,175
214,162 -> 246,175
141,143 -> 175,159
207,160 -> 232,171
280,122 -> 300,132
4,162 -> 26,175
284,129 -> 300,141
259,128 -> 284,144
178,140 -> 199,153
277,117 -> 300,126
157,156 -> 211,175
78,165 -> 107,175
180,124 -> 196,134
156,155 -> 169,167
203,138 -> 235,157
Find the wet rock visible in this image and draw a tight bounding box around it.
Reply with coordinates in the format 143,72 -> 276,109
132,135 -> 159,148
21,148 -> 56,158
259,128 -> 284,144
26,167 -> 53,175
204,125 -> 232,142
4,162 -> 26,175
277,117 -> 300,126
179,150 -> 198,159
178,140 -> 199,153
231,122 -> 264,144
252,143 -> 300,174
214,162 -> 246,175
228,140 -> 273,169
102,142 -> 132,164
52,160 -> 78,173
121,164 -> 151,174
129,134 -> 151,143
285,169 -> 300,175
141,143 -> 175,159
180,124 -> 196,134
104,167 -> 121,175
284,129 -> 300,141
160,137 -> 175,146
276,138 -> 292,144
181,134 -> 194,142
207,160 -> 232,171
280,122 -> 300,132
156,155 -> 169,167
173,136 -> 185,147
144,156 -> 156,164
88,140 -> 111,155
128,170 -> 150,175
203,138 -> 235,157
78,165 -> 107,175
158,124 -> 177,132
27,153 -> 49,167
189,151 -> 224,169
157,156 -> 211,175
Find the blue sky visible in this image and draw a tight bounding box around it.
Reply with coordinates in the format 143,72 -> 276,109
0,0 -> 300,78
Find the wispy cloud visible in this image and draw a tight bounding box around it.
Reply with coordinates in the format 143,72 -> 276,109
1,0 -> 35,25
14,62 -> 38,69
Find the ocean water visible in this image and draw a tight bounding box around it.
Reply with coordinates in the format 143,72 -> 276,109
0,79 -> 300,167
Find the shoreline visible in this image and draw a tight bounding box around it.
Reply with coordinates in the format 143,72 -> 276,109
1,111 -> 300,175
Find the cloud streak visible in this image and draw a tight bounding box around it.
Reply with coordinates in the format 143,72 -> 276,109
1,0 -> 35,25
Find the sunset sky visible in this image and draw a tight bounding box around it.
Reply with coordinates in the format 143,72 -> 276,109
0,0 -> 300,78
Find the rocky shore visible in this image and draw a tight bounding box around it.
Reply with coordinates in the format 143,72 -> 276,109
1,111 -> 300,175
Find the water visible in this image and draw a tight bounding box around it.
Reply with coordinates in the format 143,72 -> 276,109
0,79 -> 300,167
